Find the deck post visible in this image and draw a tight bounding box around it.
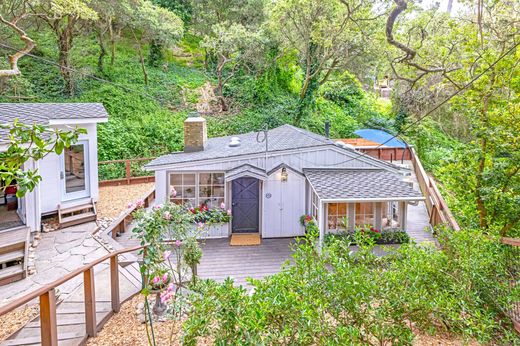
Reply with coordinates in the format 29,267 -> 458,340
40,289 -> 58,346
399,201 -> 407,231
318,201 -> 325,251
84,267 -> 97,337
110,256 -> 121,313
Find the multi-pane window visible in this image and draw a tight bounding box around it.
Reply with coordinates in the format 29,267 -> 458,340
355,202 -> 375,227
198,173 -> 225,208
327,203 -> 348,231
382,201 -> 400,229
311,190 -> 319,220
170,173 -> 196,205
169,172 -> 225,208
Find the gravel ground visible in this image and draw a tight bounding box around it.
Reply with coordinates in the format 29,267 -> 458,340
97,183 -> 154,219
86,295 -> 209,346
0,305 -> 38,341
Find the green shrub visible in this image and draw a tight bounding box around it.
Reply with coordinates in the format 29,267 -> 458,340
183,229 -> 519,344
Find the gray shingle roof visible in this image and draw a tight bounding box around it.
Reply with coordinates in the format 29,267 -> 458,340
0,103 -> 108,141
146,124 -> 334,168
304,168 -> 423,200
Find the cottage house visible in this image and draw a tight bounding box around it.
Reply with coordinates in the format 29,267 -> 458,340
0,103 -> 107,284
146,115 -> 424,243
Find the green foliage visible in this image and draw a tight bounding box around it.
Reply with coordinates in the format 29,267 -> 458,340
325,228 -> 411,245
183,229 -> 519,344
0,121 -> 84,197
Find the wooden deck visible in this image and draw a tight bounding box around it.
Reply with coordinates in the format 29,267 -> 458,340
197,238 -> 295,286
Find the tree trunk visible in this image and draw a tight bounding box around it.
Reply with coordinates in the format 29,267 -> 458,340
56,17 -> 76,96
132,30 -> 148,85
97,29 -> 106,73
109,20 -> 116,66
475,137 -> 488,229
215,57 -> 228,112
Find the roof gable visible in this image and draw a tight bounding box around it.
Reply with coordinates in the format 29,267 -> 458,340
0,103 -> 109,142
146,124 -> 333,168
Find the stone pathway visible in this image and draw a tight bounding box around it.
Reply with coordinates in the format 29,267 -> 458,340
0,222 -> 109,307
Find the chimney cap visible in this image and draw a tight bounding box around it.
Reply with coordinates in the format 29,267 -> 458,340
187,111 -> 202,118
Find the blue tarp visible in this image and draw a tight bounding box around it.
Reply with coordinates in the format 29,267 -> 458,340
354,129 -> 407,148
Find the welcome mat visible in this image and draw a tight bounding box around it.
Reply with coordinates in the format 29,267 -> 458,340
230,233 -> 261,246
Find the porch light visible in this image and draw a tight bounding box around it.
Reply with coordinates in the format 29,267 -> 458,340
281,167 -> 288,182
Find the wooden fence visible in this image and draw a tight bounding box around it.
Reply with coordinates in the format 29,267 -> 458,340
98,158 -> 156,187
410,148 -> 460,231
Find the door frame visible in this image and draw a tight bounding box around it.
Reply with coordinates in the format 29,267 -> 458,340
231,177 -> 261,234
60,139 -> 91,202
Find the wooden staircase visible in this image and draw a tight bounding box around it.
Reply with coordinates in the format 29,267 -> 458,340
58,199 -> 97,229
0,226 -> 29,286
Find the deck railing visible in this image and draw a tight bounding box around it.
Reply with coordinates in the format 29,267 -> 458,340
98,157 -> 156,186
410,148 -> 460,231
0,242 -> 144,346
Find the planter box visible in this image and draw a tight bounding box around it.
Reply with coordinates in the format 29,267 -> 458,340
199,223 -> 230,239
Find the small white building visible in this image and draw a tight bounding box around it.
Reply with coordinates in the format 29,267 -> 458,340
0,103 -> 108,234
146,116 -> 425,243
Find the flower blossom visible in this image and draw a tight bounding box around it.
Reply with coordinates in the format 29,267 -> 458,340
153,204 -> 163,210
152,276 -> 160,284
197,222 -> 204,229
162,273 -> 169,282
127,202 -> 135,209
163,250 -> 171,261
175,239 -> 182,247
227,208 -> 232,215
135,199 -> 145,208
220,202 -> 226,209
163,211 -> 171,220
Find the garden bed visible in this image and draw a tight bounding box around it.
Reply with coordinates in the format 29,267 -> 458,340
97,183 -> 154,219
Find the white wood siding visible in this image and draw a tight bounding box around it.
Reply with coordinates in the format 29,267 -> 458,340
38,123 -> 100,213
262,167 -> 305,238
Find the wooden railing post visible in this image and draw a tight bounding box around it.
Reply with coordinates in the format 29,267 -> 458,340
84,268 -> 97,337
125,160 -> 131,184
40,289 -> 58,346
110,256 -> 121,313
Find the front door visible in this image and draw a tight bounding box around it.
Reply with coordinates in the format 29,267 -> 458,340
231,177 -> 259,233
60,141 -> 90,201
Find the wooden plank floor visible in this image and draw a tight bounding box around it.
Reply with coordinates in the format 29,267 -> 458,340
197,238 -> 295,286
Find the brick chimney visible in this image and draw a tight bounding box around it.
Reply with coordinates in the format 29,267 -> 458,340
184,113 -> 207,152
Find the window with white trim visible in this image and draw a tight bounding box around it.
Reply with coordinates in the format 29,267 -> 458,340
355,202 -> 375,227
169,172 -> 225,208
198,173 -> 225,208
311,189 -> 319,220
170,173 -> 196,205
327,203 -> 349,230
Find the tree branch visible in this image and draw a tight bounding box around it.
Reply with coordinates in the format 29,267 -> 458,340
0,14 -> 35,77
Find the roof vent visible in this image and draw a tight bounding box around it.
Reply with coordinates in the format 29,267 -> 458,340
229,136 -> 241,147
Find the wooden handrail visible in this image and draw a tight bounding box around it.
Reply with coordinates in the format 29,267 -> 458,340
501,237 -> 520,247
98,157 -> 155,165
0,244 -> 142,316
103,188 -> 155,239
410,147 -> 460,231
